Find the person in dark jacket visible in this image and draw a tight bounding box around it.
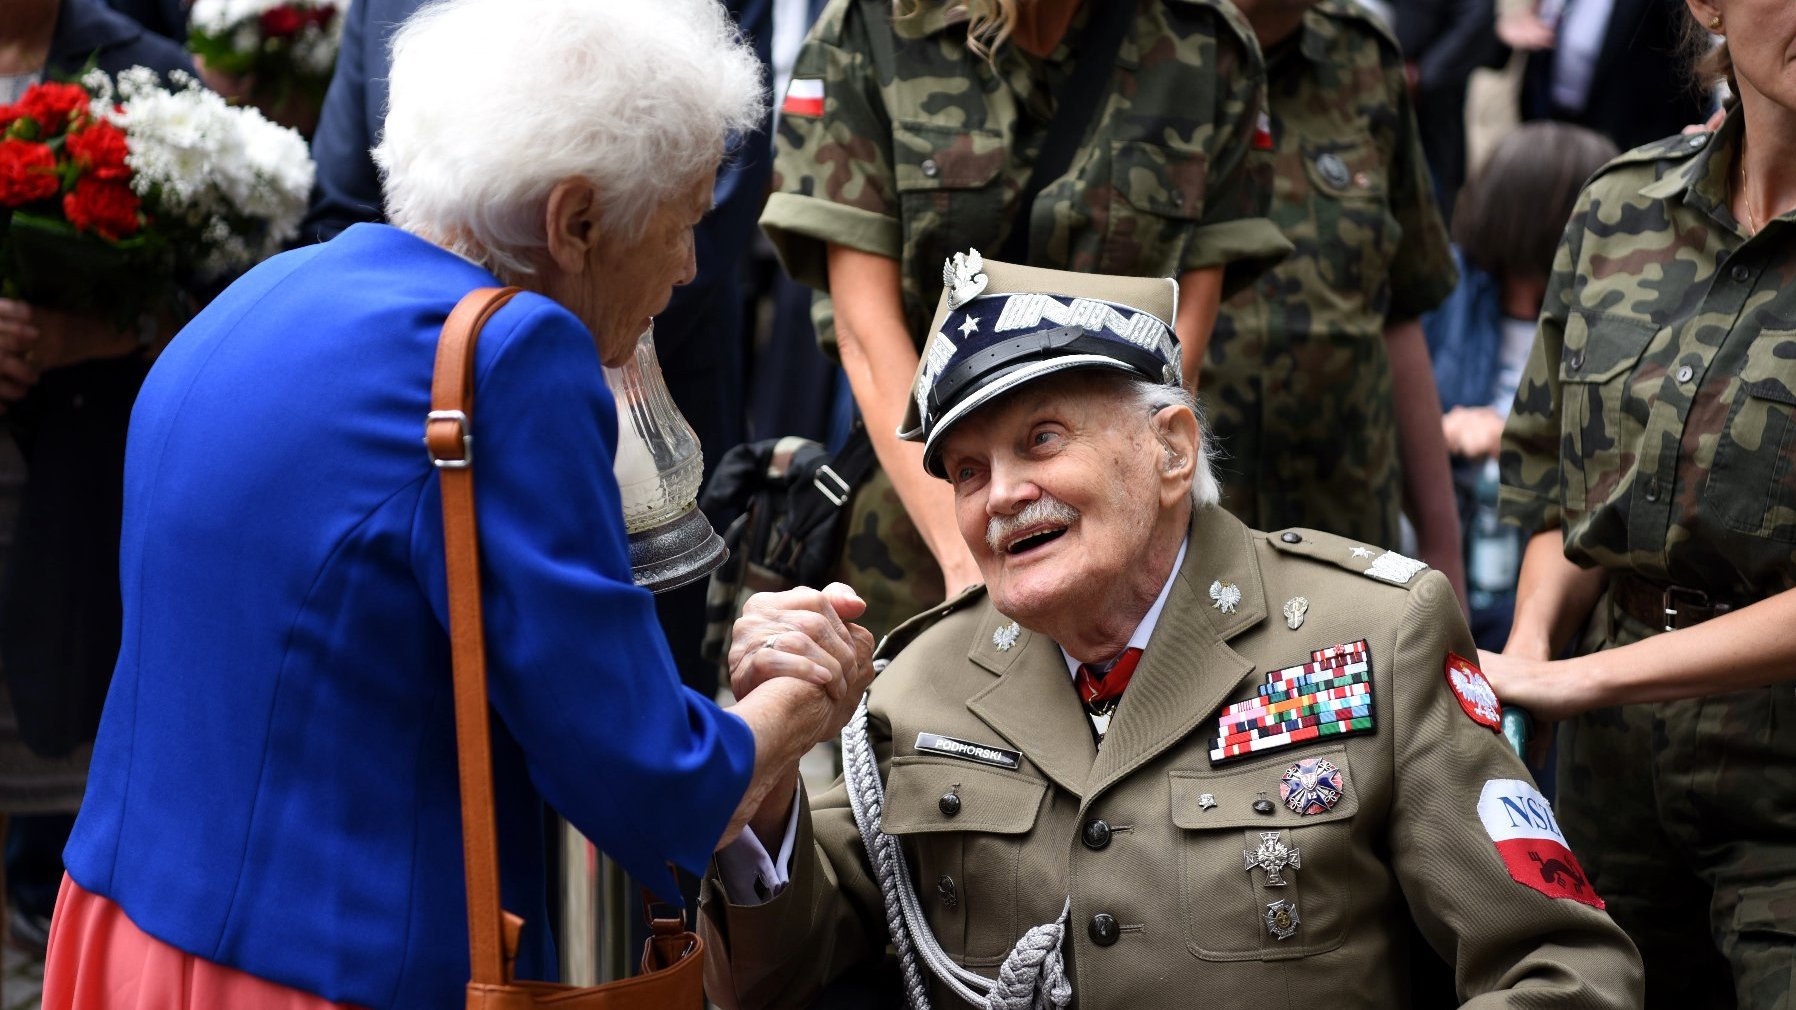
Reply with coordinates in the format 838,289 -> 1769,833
1393,0 -> 1499,218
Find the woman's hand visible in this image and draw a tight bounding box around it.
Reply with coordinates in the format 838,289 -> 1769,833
0,300 -> 143,409
1441,405 -> 1505,460
728,583 -> 877,731
0,300 -> 44,406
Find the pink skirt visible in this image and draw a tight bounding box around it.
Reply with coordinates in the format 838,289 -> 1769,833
43,874 -> 362,1010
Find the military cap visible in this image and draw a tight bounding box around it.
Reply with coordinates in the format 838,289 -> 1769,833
898,250 -> 1183,478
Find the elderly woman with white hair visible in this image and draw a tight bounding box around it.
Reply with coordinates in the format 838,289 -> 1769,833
39,1 -> 876,1008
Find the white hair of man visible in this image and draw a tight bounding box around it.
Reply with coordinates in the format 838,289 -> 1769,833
374,0 -> 765,274
1124,378 -> 1221,509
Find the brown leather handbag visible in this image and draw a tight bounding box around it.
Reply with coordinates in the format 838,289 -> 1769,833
428,287 -> 708,1010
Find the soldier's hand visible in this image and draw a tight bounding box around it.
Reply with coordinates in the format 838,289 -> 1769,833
1479,649 -> 1600,764
728,583 -> 876,711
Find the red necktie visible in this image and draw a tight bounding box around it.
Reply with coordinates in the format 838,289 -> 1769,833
1074,648 -> 1143,717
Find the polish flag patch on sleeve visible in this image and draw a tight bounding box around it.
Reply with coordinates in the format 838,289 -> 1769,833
1445,653 -> 1502,732
1252,110 -> 1274,150
1478,779 -> 1605,909
781,78 -> 825,118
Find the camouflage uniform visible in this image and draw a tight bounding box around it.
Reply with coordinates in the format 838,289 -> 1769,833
762,0 -> 1290,640
1203,0 -> 1457,548
1500,111 -> 1796,1009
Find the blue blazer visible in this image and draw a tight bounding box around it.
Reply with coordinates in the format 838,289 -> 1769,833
64,224 -> 757,1009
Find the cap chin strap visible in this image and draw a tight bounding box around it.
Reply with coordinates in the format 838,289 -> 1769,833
925,324 -> 1164,421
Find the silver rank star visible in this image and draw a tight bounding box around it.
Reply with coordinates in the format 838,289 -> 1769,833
1209,580 -> 1242,614
992,621 -> 1020,651
957,314 -> 980,337
1243,831 -> 1302,887
1349,545 -> 1374,559
1282,596 -> 1308,630
943,249 -> 989,310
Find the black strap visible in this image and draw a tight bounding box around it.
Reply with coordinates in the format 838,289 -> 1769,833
996,1 -> 1136,263
786,425 -> 876,538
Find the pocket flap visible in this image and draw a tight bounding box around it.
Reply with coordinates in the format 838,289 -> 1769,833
881,754 -> 1047,835
1170,746 -> 1359,830
1558,311 -> 1658,383
1740,334 -> 1796,404
893,122 -> 1004,192
1111,140 -> 1208,219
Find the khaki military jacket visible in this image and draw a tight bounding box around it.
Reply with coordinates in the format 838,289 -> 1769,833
1501,108 -> 1796,602
701,506 -> 1642,1009
1203,0 -> 1457,548
762,0 -> 1291,352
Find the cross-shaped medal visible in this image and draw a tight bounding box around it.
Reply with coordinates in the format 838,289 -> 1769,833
1243,831 -> 1301,887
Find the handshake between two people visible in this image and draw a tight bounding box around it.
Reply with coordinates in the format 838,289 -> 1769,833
715,583 -> 879,850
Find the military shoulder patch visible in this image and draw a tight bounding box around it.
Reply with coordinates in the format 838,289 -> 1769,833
1265,529 -> 1432,589
1478,779 -> 1605,909
780,78 -> 824,117
1445,653 -> 1502,733
1210,640 -> 1376,764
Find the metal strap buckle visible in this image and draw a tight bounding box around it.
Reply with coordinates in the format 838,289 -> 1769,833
1660,585 -> 1712,633
425,410 -> 472,469
813,465 -> 851,507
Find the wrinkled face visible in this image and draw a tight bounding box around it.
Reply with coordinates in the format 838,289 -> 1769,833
938,375 -> 1169,629
584,171 -> 713,366
1712,0 -> 1796,113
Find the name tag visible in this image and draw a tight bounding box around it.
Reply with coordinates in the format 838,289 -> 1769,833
914,732 -> 1021,770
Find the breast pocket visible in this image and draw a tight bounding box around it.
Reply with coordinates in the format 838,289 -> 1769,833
893,122 -> 1004,297
1557,310 -> 1658,511
1169,747 -> 1357,961
881,755 -> 1048,965
1701,330 -> 1796,542
1295,139 -> 1395,298
1102,140 -> 1208,276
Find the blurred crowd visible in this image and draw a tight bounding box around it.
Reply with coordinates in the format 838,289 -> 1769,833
0,0 -> 1789,1007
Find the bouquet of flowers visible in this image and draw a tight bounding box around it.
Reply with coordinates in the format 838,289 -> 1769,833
188,0 -> 346,119
0,68 -> 314,323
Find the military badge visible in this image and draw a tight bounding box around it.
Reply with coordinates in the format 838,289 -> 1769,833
1445,653 -> 1502,732
1209,580 -> 1242,615
1264,899 -> 1301,940
1364,549 -> 1428,584
1349,546 -> 1374,559
1282,596 -> 1308,630
1209,640 -> 1376,764
780,78 -> 824,117
943,249 -> 988,310
1279,757 -> 1345,815
1478,779 -> 1605,909
992,620 -> 1020,652
1243,831 -> 1301,886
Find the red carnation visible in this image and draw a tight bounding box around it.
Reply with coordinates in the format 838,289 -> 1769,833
62,176 -> 141,241
65,121 -> 131,183
0,139 -> 59,207
260,5 -> 305,37
14,82 -> 90,135
307,3 -> 338,27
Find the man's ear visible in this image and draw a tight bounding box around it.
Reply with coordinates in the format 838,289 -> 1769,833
1153,404 -> 1200,508
543,177 -> 603,274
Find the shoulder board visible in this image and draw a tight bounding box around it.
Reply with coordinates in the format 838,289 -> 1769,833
873,583 -> 988,662
1265,528 -> 1432,589
1588,132 -> 1710,182
1312,0 -> 1402,57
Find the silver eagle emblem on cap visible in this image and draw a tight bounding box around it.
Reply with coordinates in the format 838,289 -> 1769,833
944,249 -> 988,310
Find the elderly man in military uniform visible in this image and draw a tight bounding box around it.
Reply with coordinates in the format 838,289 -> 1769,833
1199,0 -> 1467,600
700,255 -> 1642,1009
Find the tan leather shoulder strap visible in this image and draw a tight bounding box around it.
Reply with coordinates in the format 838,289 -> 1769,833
429,285 -> 522,986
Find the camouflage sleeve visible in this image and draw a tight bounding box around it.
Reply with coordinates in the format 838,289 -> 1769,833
759,0 -> 898,293
1179,2 -> 1291,298
1382,53 -> 1458,323
1498,187 -> 1591,535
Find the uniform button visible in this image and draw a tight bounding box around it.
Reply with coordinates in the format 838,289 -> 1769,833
939,792 -> 961,816
1281,531 -> 1302,544
1253,796 -> 1276,815
1689,135 -> 1707,149
1644,476 -> 1661,502
1568,349 -> 1586,371
1733,264 -> 1752,283
1676,364 -> 1695,383
920,158 -> 939,178
1088,913 -> 1119,946
1082,819 -> 1112,850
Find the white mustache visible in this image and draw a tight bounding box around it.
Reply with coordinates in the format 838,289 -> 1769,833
986,495 -> 1080,553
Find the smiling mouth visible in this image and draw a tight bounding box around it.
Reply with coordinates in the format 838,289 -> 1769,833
1004,525 -> 1070,555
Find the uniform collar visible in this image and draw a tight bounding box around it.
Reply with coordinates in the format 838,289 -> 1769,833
1638,107 -> 1741,230
890,1 -> 970,40
1058,536 -> 1188,678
